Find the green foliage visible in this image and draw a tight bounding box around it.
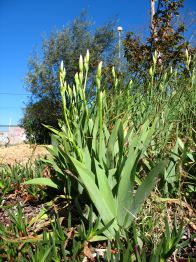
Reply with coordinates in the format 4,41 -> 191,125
0,209 -> 72,261
18,43 -> 195,259
77,205 -> 110,242
0,160 -> 46,202
24,52 -> 169,239
1,199 -> 194,261
107,51 -> 196,150
8,205 -> 28,237
152,216 -> 184,260
159,136 -> 196,198
103,217 -> 192,262
68,119 -> 167,238
22,13 -> 117,143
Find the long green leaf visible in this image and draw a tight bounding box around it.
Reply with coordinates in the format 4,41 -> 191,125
116,142 -> 138,226
106,120 -> 121,169
129,160 -> 167,226
117,121 -> 124,166
117,121 -> 157,227
94,159 -> 116,216
23,178 -> 58,189
69,156 -> 118,236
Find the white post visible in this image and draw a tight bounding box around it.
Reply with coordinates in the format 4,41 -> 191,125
117,26 -> 123,72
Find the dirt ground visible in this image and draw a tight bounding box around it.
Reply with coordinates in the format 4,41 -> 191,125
0,144 -> 51,164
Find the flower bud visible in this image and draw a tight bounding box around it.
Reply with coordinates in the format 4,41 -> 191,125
60,61 -> 64,73
84,50 -> 90,72
60,82 -> 66,94
86,49 -> 90,64
153,50 -> 158,65
60,61 -> 66,79
128,79 -> 133,89
97,61 -> 103,79
79,71 -> 83,84
79,55 -> 83,72
185,49 -> 189,61
149,66 -> 153,77
115,78 -> 118,88
75,73 -> 79,86
112,66 -> 116,78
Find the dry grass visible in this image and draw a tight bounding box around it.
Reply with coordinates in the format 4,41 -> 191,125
0,144 -> 51,164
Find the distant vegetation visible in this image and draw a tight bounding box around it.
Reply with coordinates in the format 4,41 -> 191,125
0,0 -> 195,261
22,12 -> 118,144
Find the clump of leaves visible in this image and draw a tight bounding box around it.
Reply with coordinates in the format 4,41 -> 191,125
24,51 -> 168,240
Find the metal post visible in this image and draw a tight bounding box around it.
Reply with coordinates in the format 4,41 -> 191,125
117,26 -> 123,72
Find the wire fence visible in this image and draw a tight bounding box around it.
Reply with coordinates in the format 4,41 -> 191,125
0,125 -> 26,146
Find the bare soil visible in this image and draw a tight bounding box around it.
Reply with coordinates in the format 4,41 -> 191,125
0,144 -> 51,164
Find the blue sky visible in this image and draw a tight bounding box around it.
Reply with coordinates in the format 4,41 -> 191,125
0,0 -> 195,125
